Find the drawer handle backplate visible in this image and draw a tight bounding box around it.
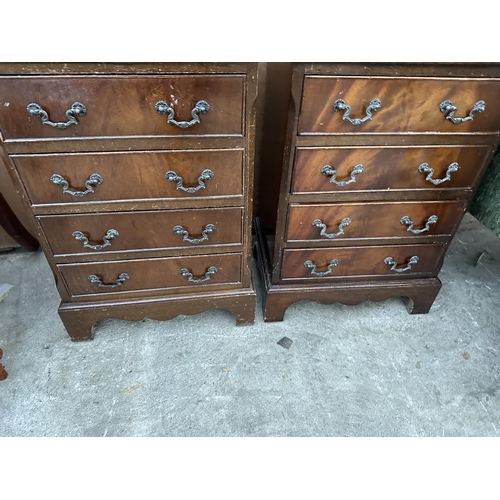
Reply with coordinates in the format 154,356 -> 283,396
304,259 -> 339,277
173,223 -> 216,244
418,162 -> 459,185
321,164 -> 364,187
88,272 -> 130,288
384,256 -> 419,273
312,217 -> 351,239
440,100 -> 485,124
155,100 -> 210,129
27,102 -> 86,129
165,169 -> 214,193
50,173 -> 103,197
179,265 -> 218,284
333,98 -> 381,126
72,229 -> 119,251
400,215 -> 438,235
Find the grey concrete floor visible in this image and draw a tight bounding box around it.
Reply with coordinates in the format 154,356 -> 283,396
0,212 -> 499,436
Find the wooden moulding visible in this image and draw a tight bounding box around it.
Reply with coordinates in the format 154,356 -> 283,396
58,284 -> 256,341
253,217 -> 442,321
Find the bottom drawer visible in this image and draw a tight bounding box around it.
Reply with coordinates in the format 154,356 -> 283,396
58,253 -> 242,297
281,244 -> 446,280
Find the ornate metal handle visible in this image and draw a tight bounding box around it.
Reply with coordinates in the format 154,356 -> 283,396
26,102 -> 86,129
303,259 -> 339,277
155,100 -> 210,129
50,173 -> 103,197
384,256 -> 419,273
88,272 -> 130,288
312,217 -> 351,239
333,98 -> 382,126
165,169 -> 214,193
179,265 -> 218,283
321,164 -> 364,187
418,162 -> 459,185
173,223 -> 216,244
72,229 -> 119,250
400,215 -> 438,235
439,100 -> 485,124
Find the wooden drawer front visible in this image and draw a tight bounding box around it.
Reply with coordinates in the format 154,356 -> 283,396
13,149 -> 243,206
286,201 -> 466,242
281,245 -> 446,280
291,146 -> 491,194
38,207 -> 243,256
299,77 -> 500,134
0,75 -> 244,140
58,253 -> 242,297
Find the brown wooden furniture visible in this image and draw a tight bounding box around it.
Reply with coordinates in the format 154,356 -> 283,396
0,192 -> 39,251
0,154 -> 38,251
0,63 -> 258,340
0,348 -> 7,381
255,63 -> 500,321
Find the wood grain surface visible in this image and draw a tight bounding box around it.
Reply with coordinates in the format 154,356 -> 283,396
0,75 -> 245,139
13,149 -> 244,205
299,77 -> 500,134
59,252 -> 242,297
39,207 -> 243,256
286,201 -> 466,242
281,244 -> 446,280
291,146 -> 492,193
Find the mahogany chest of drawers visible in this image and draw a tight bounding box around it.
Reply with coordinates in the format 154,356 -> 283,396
0,63 -> 258,340
255,63 -> 500,321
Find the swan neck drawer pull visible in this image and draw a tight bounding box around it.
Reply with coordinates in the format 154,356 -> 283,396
440,100 -> 485,124
304,259 -> 339,277
332,98 -> 381,126
27,102 -> 86,129
418,162 -> 459,185
72,229 -> 119,250
384,256 -> 419,273
155,100 -> 210,129
179,266 -> 218,283
173,224 -> 216,244
88,273 -> 130,288
321,164 -> 364,187
312,217 -> 351,239
165,169 -> 214,193
400,215 -> 438,234
50,173 -> 103,197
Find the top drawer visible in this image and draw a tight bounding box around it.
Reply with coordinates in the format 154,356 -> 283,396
298,77 -> 500,135
0,75 -> 245,140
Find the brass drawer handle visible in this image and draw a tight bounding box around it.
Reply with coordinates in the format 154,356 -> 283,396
312,217 -> 351,239
440,100 -> 485,124
333,98 -> 382,126
304,259 -> 339,277
384,256 -> 419,273
321,164 -> 364,187
88,272 -> 130,288
165,169 -> 214,193
418,162 -> 459,185
400,215 -> 438,235
173,223 -> 216,244
179,265 -> 218,284
50,173 -> 103,197
155,100 -> 210,129
72,229 -> 119,250
27,102 -> 86,129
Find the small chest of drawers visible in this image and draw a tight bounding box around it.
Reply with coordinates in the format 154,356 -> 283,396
0,63 -> 258,340
255,63 -> 500,321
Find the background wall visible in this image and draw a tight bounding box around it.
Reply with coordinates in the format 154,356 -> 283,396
469,145 -> 500,238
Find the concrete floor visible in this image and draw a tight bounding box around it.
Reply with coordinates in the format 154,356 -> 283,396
0,212 -> 499,437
